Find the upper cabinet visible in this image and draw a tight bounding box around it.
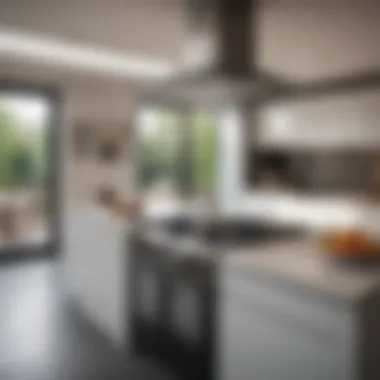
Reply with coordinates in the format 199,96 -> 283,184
248,89 -> 380,195
256,89 -> 380,150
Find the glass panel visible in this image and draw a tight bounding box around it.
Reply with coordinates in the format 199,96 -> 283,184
0,93 -> 51,252
137,108 -> 182,203
137,108 -> 218,203
191,111 -> 217,200
217,109 -> 245,208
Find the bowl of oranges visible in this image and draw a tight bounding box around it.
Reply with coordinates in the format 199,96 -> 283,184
322,228 -> 380,264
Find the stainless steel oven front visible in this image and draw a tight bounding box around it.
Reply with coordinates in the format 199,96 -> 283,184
129,233 -> 172,366
166,251 -> 217,380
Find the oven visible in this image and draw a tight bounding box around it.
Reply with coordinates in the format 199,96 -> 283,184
130,229 -> 218,380
129,231 -> 172,367
129,219 -> 302,380
166,251 -> 217,380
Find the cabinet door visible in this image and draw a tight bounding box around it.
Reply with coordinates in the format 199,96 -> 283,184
218,282 -> 354,380
221,307 -> 351,380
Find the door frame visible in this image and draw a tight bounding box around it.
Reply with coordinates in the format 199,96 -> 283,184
0,80 -> 62,262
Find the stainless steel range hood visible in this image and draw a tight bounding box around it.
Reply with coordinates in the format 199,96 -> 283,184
146,0 -> 287,105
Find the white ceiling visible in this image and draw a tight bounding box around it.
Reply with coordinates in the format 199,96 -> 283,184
0,0 -> 379,85
0,0 -> 185,61
0,0 -> 184,88
259,4 -> 380,81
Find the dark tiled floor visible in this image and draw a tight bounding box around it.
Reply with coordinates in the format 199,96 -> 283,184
0,259 -> 175,380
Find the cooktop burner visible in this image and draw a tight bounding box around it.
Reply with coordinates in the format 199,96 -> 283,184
140,215 -> 303,255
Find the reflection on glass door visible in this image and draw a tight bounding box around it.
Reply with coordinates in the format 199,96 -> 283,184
0,92 -> 52,255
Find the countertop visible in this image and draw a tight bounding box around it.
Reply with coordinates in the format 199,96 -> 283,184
226,239 -> 380,303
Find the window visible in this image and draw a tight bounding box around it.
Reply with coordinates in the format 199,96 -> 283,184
0,89 -> 58,256
137,108 -> 182,202
191,111 -> 217,199
137,108 -> 218,203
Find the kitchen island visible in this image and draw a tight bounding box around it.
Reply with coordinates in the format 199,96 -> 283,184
128,213 -> 380,380
219,239 -> 380,380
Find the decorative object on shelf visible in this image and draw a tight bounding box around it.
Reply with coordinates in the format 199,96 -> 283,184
72,122 -> 130,163
96,124 -> 130,163
95,185 -> 141,219
97,136 -> 121,163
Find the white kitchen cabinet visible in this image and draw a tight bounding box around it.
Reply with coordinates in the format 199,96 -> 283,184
218,269 -> 358,380
257,89 -> 380,150
63,204 -> 130,349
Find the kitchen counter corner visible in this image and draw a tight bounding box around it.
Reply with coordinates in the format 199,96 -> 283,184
224,239 -> 380,303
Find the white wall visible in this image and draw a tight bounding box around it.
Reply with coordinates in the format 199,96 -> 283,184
61,83 -> 137,348
64,203 -> 130,348
64,86 -> 137,203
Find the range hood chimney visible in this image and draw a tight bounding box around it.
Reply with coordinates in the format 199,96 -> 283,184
182,0 -> 254,75
147,0 -> 286,105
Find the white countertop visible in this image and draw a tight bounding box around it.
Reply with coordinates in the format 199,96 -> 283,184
226,239 -> 380,302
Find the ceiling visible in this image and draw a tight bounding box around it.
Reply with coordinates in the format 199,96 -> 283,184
0,0 -> 379,86
0,0 -> 185,61
0,0 -> 184,88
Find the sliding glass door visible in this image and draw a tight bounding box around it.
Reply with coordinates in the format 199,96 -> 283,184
0,87 -> 60,259
190,111 -> 217,201
137,107 -> 218,204
137,107 -> 183,203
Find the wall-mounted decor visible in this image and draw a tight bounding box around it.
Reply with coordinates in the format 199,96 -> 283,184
71,122 -> 132,205
97,135 -> 122,163
73,122 -> 130,163
97,125 -> 131,163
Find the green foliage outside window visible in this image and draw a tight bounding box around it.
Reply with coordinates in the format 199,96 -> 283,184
192,112 -> 217,198
138,110 -> 181,192
0,106 -> 46,189
138,109 -> 217,199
